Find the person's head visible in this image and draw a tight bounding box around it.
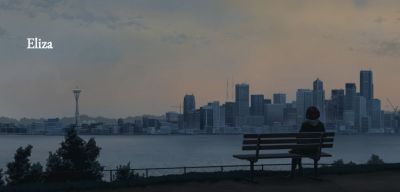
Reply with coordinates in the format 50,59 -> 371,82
306,106 -> 320,120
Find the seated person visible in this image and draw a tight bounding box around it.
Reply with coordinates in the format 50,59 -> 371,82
290,106 -> 325,176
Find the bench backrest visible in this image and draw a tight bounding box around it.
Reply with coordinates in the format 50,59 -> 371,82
242,132 -> 335,156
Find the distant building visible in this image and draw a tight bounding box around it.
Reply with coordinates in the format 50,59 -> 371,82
273,93 -> 286,104
296,89 -> 313,123
345,83 -> 357,111
200,105 -> 213,133
327,89 -> 345,122
250,94 -> 264,116
283,104 -> 297,127
264,99 -> 272,104
360,70 -> 374,100
224,102 -> 236,127
166,111 -> 180,123
235,83 -> 250,126
45,118 -> 63,135
353,96 -> 368,133
264,104 -> 285,126
313,78 -> 325,121
183,94 -> 196,128
369,99 -> 382,129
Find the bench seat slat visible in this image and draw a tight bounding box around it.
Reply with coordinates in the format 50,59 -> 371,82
244,132 -> 335,138
233,152 -> 332,160
243,138 -> 334,145
242,143 -> 333,150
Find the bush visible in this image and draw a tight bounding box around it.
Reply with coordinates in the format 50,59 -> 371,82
332,159 -> 345,166
115,163 -> 139,182
5,145 -> 43,185
367,154 -> 384,165
347,161 -> 357,166
0,169 -> 4,187
45,128 -> 103,182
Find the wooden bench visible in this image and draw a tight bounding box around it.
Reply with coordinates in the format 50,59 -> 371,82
233,132 -> 335,179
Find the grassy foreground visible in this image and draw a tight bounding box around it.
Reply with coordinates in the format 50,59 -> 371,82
3,163 -> 400,192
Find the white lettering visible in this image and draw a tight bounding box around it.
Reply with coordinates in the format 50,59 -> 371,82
26,37 -> 53,49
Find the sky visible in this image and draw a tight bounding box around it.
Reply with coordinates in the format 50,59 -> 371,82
1,0 -> 400,118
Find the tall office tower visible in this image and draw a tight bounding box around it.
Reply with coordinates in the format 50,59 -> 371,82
330,89 -> 345,121
273,93 -> 287,104
224,102 -> 236,127
345,83 -> 357,110
296,89 -> 313,122
235,83 -> 250,126
209,101 -> 221,131
251,94 -> 265,116
199,105 -> 213,133
353,96 -> 368,133
313,78 -> 325,111
183,94 -> 196,128
370,99 -> 382,129
360,70 -> 374,100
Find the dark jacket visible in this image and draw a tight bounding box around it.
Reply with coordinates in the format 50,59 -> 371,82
291,120 -> 325,157
300,120 -> 325,133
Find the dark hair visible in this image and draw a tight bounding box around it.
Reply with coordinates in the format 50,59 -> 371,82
306,106 -> 320,120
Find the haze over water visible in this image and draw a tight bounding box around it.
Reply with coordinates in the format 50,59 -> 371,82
0,135 -> 399,170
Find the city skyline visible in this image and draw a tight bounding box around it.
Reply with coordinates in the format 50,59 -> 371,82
0,70 -> 393,121
1,1 -> 400,118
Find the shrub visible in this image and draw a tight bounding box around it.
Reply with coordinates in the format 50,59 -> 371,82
367,154 -> 384,165
115,163 -> 139,182
332,159 -> 345,166
5,145 -> 43,185
0,169 -> 4,187
45,128 -> 103,182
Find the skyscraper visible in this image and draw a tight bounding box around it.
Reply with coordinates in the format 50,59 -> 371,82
273,93 -> 287,104
235,83 -> 250,126
224,102 -> 236,127
353,96 -> 368,133
329,89 -> 345,121
313,78 -> 325,111
296,89 -> 313,122
360,70 -> 374,100
251,94 -> 264,116
183,94 -> 196,128
345,83 -> 357,110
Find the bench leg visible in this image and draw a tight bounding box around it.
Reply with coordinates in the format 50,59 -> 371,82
250,161 -> 255,181
290,158 -> 296,178
313,160 -> 318,177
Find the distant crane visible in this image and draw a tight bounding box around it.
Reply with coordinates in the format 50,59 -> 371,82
170,104 -> 182,114
386,98 -> 400,133
386,98 -> 399,115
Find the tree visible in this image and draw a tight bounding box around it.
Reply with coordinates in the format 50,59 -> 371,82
332,159 -> 345,166
45,128 -> 103,182
0,169 -> 4,187
5,145 -> 43,185
115,163 -> 138,182
367,154 -> 385,165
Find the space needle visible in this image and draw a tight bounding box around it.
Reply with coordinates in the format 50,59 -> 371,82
72,87 -> 81,129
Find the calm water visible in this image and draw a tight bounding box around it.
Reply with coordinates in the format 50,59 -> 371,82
0,135 -> 399,170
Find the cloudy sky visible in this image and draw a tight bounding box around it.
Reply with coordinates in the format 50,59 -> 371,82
1,0 -> 400,118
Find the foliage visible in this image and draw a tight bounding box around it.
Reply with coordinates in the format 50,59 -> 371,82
5,145 -> 43,185
0,169 -> 4,187
347,161 -> 357,166
367,154 -> 385,165
115,163 -> 139,182
45,128 -> 103,182
332,159 -> 345,166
